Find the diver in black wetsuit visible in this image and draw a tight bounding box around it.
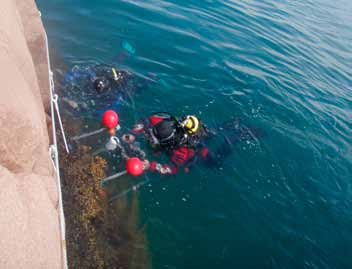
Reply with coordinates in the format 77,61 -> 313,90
93,67 -> 132,94
118,113 -> 262,175
62,64 -> 155,116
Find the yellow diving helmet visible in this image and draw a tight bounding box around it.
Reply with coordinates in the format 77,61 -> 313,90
182,115 -> 200,135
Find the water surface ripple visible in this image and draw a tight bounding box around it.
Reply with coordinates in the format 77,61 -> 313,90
38,0 -> 352,268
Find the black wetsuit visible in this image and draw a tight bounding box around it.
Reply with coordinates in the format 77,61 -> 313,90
62,64 -> 138,117
133,115 -> 261,174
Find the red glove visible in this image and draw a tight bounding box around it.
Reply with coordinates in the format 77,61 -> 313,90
171,147 -> 195,166
200,147 -> 209,159
149,161 -> 177,175
150,161 -> 158,172
169,165 -> 178,174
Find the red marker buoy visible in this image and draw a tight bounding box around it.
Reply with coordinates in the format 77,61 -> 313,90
126,157 -> 144,176
102,110 -> 119,129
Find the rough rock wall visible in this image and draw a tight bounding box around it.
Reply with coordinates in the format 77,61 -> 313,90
16,0 -> 51,114
0,0 -> 62,268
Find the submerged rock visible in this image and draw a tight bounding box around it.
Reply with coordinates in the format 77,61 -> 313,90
60,144 -> 151,269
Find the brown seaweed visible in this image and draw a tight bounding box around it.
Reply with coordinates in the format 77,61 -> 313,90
59,138 -> 151,269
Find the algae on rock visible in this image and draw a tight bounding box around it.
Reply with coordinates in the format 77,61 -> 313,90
60,144 -> 150,269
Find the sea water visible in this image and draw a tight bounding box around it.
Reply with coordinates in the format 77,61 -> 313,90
37,0 -> 352,268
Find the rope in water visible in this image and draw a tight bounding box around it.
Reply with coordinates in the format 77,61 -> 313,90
108,175 -> 153,203
101,170 -> 128,187
71,127 -> 105,141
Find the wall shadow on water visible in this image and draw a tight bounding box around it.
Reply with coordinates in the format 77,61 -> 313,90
59,125 -> 151,269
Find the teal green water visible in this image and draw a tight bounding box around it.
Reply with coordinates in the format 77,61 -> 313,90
37,0 -> 352,268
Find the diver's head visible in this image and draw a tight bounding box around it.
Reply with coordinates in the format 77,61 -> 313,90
181,115 -> 200,135
94,77 -> 109,93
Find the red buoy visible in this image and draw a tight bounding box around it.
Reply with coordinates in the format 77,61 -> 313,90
126,157 -> 144,176
102,110 -> 119,129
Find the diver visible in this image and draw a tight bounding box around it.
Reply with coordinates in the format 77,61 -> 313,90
118,113 -> 260,175
93,67 -> 131,94
106,132 -> 147,161
61,64 -> 147,117
64,64 -> 132,92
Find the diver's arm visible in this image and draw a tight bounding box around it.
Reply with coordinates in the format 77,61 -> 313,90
149,161 -> 178,175
131,122 -> 146,134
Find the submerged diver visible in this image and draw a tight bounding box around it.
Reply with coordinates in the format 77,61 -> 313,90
116,113 -> 261,175
62,64 -> 155,117
93,67 -> 131,94
64,64 -> 133,95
